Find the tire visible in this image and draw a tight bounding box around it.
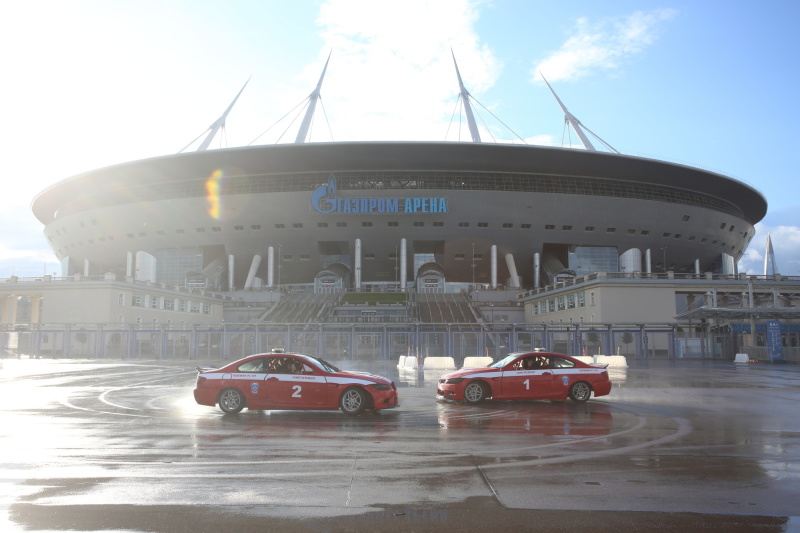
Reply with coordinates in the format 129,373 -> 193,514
218,388 -> 245,414
568,381 -> 592,403
463,381 -> 487,404
339,387 -> 368,416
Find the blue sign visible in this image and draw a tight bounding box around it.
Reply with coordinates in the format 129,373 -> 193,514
311,173 -> 447,215
766,320 -> 783,362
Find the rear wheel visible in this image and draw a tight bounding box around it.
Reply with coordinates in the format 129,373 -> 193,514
219,388 -> 245,413
568,381 -> 592,403
463,381 -> 487,404
340,387 -> 368,415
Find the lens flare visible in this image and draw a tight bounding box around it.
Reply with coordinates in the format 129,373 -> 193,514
205,169 -> 223,219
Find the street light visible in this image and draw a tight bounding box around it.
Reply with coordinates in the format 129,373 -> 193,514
661,247 -> 667,272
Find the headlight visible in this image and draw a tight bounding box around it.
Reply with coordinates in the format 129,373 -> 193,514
371,384 -> 391,390
446,378 -> 464,384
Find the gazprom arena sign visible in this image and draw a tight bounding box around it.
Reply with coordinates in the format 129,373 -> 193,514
311,174 -> 447,215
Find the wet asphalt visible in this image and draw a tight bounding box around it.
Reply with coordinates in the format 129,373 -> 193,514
1,357 -> 799,532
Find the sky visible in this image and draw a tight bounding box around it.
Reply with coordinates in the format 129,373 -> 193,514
1,0 -> 799,278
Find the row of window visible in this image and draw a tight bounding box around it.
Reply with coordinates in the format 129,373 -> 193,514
530,291 -> 592,315
123,293 -> 212,315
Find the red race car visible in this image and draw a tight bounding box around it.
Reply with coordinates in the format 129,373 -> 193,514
194,350 -> 399,415
437,352 -> 612,404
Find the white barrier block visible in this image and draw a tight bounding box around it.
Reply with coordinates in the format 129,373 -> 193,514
574,356 -> 595,365
734,353 -> 750,364
595,355 -> 628,368
397,356 -> 407,369
462,356 -> 493,369
402,357 -> 419,369
421,357 -> 456,370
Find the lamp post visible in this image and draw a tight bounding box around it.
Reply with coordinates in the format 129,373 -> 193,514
661,247 -> 667,272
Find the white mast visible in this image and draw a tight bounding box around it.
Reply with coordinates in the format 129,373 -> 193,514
295,52 -> 331,144
180,78 -> 250,153
540,74 -> 596,151
764,233 -> 779,276
452,51 -> 481,143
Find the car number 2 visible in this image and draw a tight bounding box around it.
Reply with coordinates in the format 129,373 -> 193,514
292,385 -> 302,398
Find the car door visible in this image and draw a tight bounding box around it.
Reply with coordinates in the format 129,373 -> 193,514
265,357 -> 327,407
500,355 -> 557,399
231,357 -> 273,409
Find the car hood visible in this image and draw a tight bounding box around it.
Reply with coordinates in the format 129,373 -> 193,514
440,367 -> 501,380
335,370 -> 393,385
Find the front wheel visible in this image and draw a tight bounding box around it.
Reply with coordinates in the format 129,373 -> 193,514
219,388 -> 245,413
463,381 -> 487,404
568,381 -> 592,403
340,387 -> 368,415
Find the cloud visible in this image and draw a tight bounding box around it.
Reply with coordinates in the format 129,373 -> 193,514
738,223 -> 800,276
532,9 -> 677,83
301,0 -> 499,142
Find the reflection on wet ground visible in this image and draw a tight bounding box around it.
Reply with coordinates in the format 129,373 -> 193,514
1,358 -> 799,532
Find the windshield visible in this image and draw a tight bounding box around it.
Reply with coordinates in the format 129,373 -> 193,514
489,354 -> 520,368
310,357 -> 340,373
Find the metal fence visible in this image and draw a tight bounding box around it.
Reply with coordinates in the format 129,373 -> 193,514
1,322 -> 731,365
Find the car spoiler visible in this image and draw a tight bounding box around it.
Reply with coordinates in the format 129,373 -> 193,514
589,363 -> 609,369
196,366 -> 218,373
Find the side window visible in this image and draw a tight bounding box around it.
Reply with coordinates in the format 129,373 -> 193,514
237,358 -> 267,372
550,357 -> 575,369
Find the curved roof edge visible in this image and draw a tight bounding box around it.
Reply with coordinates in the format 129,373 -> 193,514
32,142 -> 768,225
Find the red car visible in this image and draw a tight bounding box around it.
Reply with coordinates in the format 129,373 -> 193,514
194,350 -> 399,415
437,352 -> 612,404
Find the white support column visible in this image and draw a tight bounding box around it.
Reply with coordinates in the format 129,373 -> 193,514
244,255 -> 262,289
228,254 -> 235,291
267,247 -> 275,287
620,248 -> 642,274
84,258 -> 90,276
694,259 -> 700,275
533,252 -> 540,289
126,252 -> 133,277
504,253 -> 520,288
400,238 -> 407,291
354,238 -> 362,290
645,249 -> 652,274
491,245 -> 497,289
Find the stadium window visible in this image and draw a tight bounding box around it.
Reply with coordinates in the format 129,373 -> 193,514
293,223 -> 303,228
362,222 -> 373,227
458,222 -> 469,228
627,229 -> 636,235
414,221 -> 424,227
585,226 -> 595,232
251,225 -> 261,230
674,234 -> 682,239
317,222 -> 328,228
561,225 -> 572,230
455,254 -> 465,260
688,236 -> 696,241
282,254 -> 293,261
478,222 -> 488,228
662,232 -> 671,238
388,221 -> 399,227
156,230 -> 165,236
504,223 -> 514,229
473,254 -> 484,260
275,224 -> 285,229
196,228 -> 205,233
544,224 -> 555,230
606,228 -> 616,233
127,233 -> 135,238
212,227 -> 221,232
720,223 -> 726,229
118,293 -> 125,306
364,253 -> 375,259
234,226 -> 244,231
433,221 -> 444,227
701,238 -> 708,243
388,252 -> 398,259
640,230 -> 650,236
337,222 -> 347,227
729,226 -> 735,232
682,215 -> 691,222
711,240 -> 718,245
176,229 -> 185,234
521,224 -> 532,229
139,232 -> 146,237
300,254 -> 311,260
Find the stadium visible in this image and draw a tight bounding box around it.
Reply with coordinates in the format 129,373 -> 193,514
32,140 -> 766,292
